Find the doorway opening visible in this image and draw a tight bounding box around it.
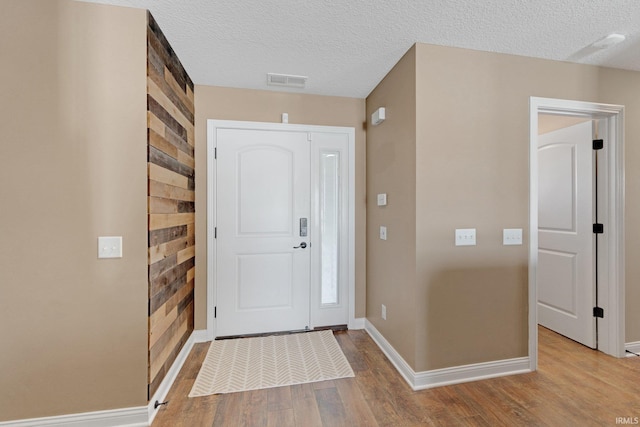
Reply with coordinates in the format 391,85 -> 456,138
206,120 -> 356,340
529,97 -> 625,370
537,117 -> 597,348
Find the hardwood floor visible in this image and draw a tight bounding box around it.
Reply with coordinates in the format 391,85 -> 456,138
152,326 -> 640,426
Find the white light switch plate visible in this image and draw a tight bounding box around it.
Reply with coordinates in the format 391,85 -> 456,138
455,228 -> 476,246
379,226 -> 387,240
98,236 -> 122,258
503,228 -> 523,245
377,193 -> 387,206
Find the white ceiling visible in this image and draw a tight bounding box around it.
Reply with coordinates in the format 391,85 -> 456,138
79,0 -> 640,98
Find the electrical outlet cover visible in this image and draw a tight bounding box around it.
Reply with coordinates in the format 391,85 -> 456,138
98,236 -> 123,258
379,226 -> 387,240
455,228 -> 476,246
503,228 -> 523,245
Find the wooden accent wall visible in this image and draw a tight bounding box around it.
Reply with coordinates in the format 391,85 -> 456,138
146,12 -> 195,399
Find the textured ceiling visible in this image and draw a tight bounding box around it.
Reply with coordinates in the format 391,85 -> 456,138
78,0 -> 640,98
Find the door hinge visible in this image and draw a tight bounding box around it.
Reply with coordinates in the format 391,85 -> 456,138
214,227 -> 217,239
593,223 -> 604,234
593,306 -> 604,318
307,133 -> 312,141
593,139 -> 604,150
214,306 -> 217,318
214,147 -> 217,159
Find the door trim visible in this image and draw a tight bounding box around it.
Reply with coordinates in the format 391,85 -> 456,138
529,97 -> 625,370
206,119 -> 356,340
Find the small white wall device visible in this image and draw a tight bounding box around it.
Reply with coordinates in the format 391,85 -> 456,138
371,107 -> 385,126
98,236 -> 123,258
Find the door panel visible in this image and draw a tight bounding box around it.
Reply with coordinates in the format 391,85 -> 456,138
537,120 -> 595,348
216,128 -> 310,337
237,253 -> 293,309
237,148 -> 293,235
538,144 -> 575,231
538,249 -> 577,315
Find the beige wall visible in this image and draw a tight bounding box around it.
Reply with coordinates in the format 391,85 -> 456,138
365,47 -> 418,367
368,42 -> 640,373
599,67 -> 640,343
538,114 -> 591,135
0,1 -> 148,421
194,86 -> 367,329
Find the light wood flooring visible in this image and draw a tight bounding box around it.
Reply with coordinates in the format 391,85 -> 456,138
152,326 -> 640,426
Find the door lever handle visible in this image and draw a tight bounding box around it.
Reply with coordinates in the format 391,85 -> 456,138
293,242 -> 307,249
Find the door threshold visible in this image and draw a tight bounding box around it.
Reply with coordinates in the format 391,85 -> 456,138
538,324 -> 599,351
215,324 -> 348,340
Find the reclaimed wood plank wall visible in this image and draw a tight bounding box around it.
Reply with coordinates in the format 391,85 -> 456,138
147,11 -> 195,399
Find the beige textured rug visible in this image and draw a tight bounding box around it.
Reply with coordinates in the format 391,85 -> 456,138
189,330 -> 354,396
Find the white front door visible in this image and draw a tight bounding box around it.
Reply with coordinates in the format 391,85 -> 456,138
212,122 -> 354,337
537,120 -> 596,348
216,128 -> 311,336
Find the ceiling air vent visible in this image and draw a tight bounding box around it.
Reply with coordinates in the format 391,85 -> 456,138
267,73 -> 307,88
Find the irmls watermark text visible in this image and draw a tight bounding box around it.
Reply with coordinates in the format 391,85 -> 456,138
616,417 -> 639,425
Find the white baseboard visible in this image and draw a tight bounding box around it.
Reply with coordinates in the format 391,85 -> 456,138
349,317 -> 365,330
364,319 -> 531,390
626,341 -> 640,357
364,319 -> 417,387
412,356 -> 531,390
148,329 -> 208,424
0,407 -> 148,427
1,329 -> 209,427
191,329 -> 210,343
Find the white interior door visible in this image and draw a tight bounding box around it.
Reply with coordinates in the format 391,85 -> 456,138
537,120 -> 596,348
216,128 -> 310,337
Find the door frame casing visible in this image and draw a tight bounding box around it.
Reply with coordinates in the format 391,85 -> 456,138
206,119 -> 356,340
529,97 -> 625,370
